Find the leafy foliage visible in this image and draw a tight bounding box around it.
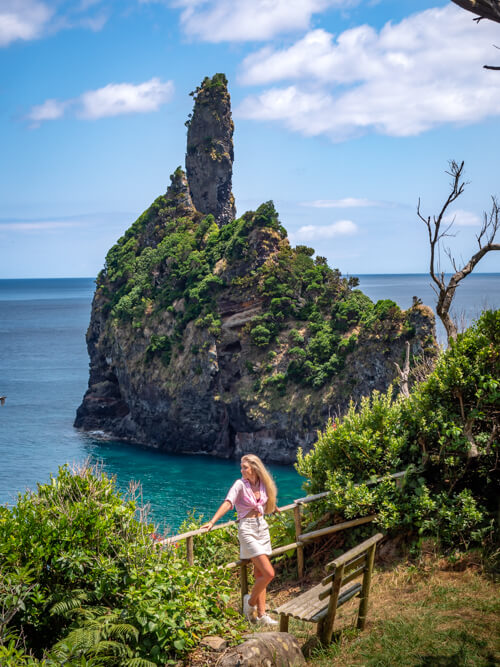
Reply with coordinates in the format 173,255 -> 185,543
145,334 -> 171,366
96,180 -> 412,390
0,465 -> 243,665
297,310 -> 499,550
176,512 -> 240,568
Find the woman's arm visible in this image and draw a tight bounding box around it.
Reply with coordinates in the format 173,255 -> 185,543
201,499 -> 232,531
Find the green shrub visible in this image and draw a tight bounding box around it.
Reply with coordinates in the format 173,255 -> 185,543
194,312 -> 221,336
262,372 -> 287,396
0,465 -> 243,665
250,324 -> 272,347
145,334 -> 172,366
176,512 -> 239,568
296,310 -> 499,550
373,299 -> 400,320
331,290 -> 373,330
289,329 -> 304,344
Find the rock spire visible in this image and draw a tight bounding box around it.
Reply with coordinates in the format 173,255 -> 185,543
185,74 -> 236,227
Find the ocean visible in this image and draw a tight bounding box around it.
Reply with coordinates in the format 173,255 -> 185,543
1,274 -> 499,530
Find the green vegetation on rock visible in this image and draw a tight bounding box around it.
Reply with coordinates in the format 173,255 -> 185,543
76,73 -> 436,459
297,310 -> 500,550
97,191 -> 415,391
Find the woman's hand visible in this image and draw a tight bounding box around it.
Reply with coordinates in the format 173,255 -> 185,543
273,506 -> 282,514
201,520 -> 214,532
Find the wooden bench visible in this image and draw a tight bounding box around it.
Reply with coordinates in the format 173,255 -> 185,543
275,533 -> 383,645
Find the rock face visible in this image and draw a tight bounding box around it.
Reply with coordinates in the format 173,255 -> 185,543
74,74 -> 437,464
186,73 -> 235,227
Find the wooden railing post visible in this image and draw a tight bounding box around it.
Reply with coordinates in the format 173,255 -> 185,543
294,502 -> 304,579
357,542 -> 376,630
240,561 -> 249,612
186,536 -> 194,566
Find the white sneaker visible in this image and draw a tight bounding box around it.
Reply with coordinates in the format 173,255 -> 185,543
256,613 -> 278,626
243,594 -> 256,621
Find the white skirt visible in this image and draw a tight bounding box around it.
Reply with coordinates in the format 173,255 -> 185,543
238,516 -> 272,559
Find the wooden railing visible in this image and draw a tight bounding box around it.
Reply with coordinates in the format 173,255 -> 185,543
160,470 -> 406,565
159,470 -> 407,609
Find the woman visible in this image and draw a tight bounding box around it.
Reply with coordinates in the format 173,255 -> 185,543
202,454 -> 279,625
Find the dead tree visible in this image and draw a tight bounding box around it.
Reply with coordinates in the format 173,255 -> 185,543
451,0 -> 500,69
394,341 -> 410,398
451,0 -> 500,24
417,160 -> 500,343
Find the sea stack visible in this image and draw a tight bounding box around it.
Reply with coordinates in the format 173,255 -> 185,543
74,74 -> 436,463
185,73 -> 235,227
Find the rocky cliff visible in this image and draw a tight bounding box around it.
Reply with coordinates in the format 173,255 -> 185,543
75,74 -> 437,463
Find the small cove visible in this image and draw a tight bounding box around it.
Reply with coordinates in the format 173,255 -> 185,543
1,275 -> 498,529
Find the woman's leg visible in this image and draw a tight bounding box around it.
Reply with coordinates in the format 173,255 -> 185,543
252,562 -> 266,616
249,554 -> 274,616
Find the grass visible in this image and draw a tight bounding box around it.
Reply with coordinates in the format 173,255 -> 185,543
187,549 -> 499,666
298,553 -> 500,667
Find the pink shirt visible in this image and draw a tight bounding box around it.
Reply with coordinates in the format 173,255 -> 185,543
225,478 -> 268,520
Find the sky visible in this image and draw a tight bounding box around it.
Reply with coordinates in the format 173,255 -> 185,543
1,0 -> 499,278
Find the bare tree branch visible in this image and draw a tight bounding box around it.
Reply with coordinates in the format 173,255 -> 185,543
394,341 -> 411,398
451,0 -> 500,24
417,162 -> 500,343
451,1 -> 500,68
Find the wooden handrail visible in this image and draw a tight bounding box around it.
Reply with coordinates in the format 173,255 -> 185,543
162,501 -> 301,545
153,470 -> 405,613
293,470 -> 407,505
298,515 -> 377,542
159,469 -> 408,548
162,517 -> 238,545
326,533 -> 384,571
226,541 -> 302,570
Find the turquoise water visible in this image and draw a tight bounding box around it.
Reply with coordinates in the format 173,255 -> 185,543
0,278 -> 302,530
1,275 -> 499,530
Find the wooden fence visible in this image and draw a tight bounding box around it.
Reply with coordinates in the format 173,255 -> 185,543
160,470 -> 407,607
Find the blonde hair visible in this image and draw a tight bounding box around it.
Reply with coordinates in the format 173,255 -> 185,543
241,454 -> 277,514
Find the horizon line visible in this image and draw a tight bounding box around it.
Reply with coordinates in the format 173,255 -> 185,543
1,272 -> 499,281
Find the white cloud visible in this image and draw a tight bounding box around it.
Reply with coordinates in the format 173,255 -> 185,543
0,210 -> 131,232
27,99 -> 69,128
0,0 -> 52,46
0,0 -> 107,47
174,0 -> 356,43
26,78 -> 174,126
237,5 -> 500,139
78,78 -> 174,119
443,209 -> 481,227
301,198 -> 393,208
0,221 -> 81,231
77,13 -> 108,32
291,219 -> 358,241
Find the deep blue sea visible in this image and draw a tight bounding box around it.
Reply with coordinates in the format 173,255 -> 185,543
1,274 -> 499,531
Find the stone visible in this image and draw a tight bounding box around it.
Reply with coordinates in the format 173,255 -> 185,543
200,635 -> 228,651
218,632 -> 305,666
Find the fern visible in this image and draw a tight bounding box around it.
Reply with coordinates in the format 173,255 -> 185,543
51,610 -> 138,664
106,623 -> 139,642
124,659 -> 158,667
50,589 -> 91,616
92,639 -> 132,657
